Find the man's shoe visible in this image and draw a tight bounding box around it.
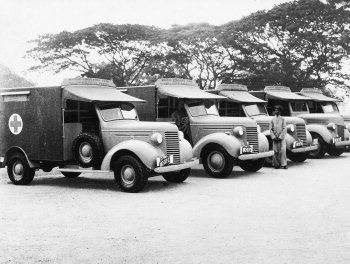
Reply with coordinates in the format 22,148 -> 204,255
282,166 -> 288,169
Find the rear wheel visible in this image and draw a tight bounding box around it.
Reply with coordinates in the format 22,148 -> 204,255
308,134 -> 326,159
112,155 -> 148,192
163,168 -> 190,183
239,159 -> 265,172
7,154 -> 35,185
327,148 -> 344,156
287,152 -> 307,162
202,145 -> 234,178
61,172 -> 81,178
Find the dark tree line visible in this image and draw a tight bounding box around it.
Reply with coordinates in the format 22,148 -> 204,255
27,0 -> 350,91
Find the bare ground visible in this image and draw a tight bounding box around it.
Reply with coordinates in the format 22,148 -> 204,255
0,154 -> 349,264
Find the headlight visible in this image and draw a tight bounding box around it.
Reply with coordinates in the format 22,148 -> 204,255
233,126 -> 244,137
327,123 -> 336,131
150,132 -> 163,145
287,124 -> 295,133
178,131 -> 184,140
257,124 -> 261,133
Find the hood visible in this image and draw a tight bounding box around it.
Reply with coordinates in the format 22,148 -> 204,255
297,113 -> 345,126
191,115 -> 257,127
102,120 -> 179,132
253,115 -> 305,125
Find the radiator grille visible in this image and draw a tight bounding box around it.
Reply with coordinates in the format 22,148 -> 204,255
296,124 -> 307,146
165,132 -> 180,164
337,125 -> 345,140
246,127 -> 259,153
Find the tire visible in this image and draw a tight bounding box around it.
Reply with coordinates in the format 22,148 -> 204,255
7,154 -> 35,185
239,158 -> 265,172
61,172 -> 81,178
163,168 -> 190,183
112,155 -> 148,193
72,132 -> 104,168
287,152 -> 307,162
202,145 -> 234,178
308,134 -> 326,159
327,148 -> 344,156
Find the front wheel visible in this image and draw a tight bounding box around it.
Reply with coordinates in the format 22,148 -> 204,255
202,145 -> 234,178
239,158 -> 265,172
308,134 -> 326,159
7,154 -> 35,185
287,152 -> 307,162
327,148 -> 344,157
112,155 -> 148,192
163,168 -> 190,183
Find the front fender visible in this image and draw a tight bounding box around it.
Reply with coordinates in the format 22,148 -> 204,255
179,138 -> 193,163
306,130 -> 312,144
258,133 -> 269,152
306,124 -> 333,143
101,140 -> 164,171
192,133 -> 241,159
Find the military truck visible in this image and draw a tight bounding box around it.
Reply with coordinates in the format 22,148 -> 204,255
251,86 -> 350,158
0,78 -> 198,192
123,78 -> 273,178
299,88 -> 350,151
214,84 -> 317,163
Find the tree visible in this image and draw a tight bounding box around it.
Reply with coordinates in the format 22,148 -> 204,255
27,23 -> 163,86
220,0 -> 350,90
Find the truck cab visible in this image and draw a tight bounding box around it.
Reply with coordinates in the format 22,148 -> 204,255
125,78 -> 273,178
251,86 -> 350,158
214,84 -> 317,163
0,78 -> 198,192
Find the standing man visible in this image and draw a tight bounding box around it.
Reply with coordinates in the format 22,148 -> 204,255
269,105 -> 287,169
171,100 -> 191,143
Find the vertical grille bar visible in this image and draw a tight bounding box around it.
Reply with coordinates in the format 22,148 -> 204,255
246,127 -> 259,153
296,124 -> 307,146
165,132 -> 181,164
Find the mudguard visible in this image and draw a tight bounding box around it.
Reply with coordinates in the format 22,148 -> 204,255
4,146 -> 38,168
101,140 -> 164,171
306,124 -> 334,144
344,129 -> 350,140
306,130 -> 313,144
192,133 -> 241,159
258,133 -> 269,152
179,138 -> 193,163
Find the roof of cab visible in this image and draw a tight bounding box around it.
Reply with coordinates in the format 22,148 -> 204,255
62,78 -> 145,103
264,86 -> 310,101
299,88 -> 339,102
155,78 -> 225,100
216,83 -> 266,103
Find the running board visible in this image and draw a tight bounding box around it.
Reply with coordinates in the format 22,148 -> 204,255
58,167 -> 111,174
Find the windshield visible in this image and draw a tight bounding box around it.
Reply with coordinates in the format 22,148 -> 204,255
321,102 -> 339,113
290,101 -> 309,112
243,103 -> 268,116
187,101 -> 219,117
99,103 -> 138,121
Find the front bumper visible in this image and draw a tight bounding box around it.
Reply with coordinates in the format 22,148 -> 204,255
334,139 -> 350,148
154,158 -> 199,173
290,145 -> 318,153
238,150 -> 274,161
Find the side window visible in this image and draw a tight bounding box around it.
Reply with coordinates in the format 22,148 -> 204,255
157,97 -> 177,118
64,100 -> 97,123
218,101 -> 244,116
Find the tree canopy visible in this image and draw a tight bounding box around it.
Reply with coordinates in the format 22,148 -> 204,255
27,0 -> 350,91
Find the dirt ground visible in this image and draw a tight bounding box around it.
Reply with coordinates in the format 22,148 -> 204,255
0,154 -> 349,264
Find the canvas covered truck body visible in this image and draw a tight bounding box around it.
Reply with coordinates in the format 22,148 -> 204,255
214,84 -> 317,163
124,78 -> 273,178
251,86 -> 350,158
0,78 -> 198,192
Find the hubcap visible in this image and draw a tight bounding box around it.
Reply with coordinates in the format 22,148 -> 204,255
207,151 -> 225,172
120,165 -> 136,186
79,142 -> 93,163
12,161 -> 24,181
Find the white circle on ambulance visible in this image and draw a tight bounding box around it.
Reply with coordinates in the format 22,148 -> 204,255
8,113 -> 23,135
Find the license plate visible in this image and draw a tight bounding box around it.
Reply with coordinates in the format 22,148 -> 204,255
157,155 -> 174,167
332,137 -> 341,144
241,146 -> 253,154
293,140 -> 303,148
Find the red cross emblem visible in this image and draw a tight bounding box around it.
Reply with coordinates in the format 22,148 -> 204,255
8,114 -> 23,135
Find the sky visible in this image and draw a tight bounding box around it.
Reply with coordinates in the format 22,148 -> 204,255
0,0 -> 311,85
